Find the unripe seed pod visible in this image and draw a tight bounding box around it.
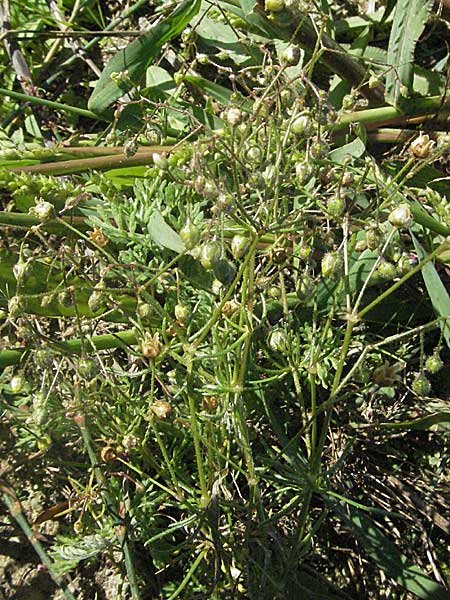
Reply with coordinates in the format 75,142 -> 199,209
29,199 -> 54,222
200,241 -> 221,270
175,303 -> 190,325
388,203 -> 412,228
375,259 -> 397,281
295,162 -> 314,185
152,153 -> 168,170
368,75 -> 381,89
425,352 -> 443,374
78,358 -> 99,381
326,195 -> 345,217
365,228 -> 381,250
291,115 -> 313,137
412,373 -> 431,396
88,290 -> 106,313
180,220 -> 201,249
213,258 -> 236,285
310,139 -> 329,159
10,374 -> 25,393
124,138 -> 138,157
280,45 -> 300,66
342,93 -> 356,110
8,295 -> 23,318
245,145 -> 263,164
231,235 -> 250,259
269,330 -> 289,353
321,252 -> 343,277
58,290 -> 72,307
265,0 -> 285,11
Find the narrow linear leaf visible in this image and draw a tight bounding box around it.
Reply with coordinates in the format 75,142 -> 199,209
385,0 -> 434,106
88,0 -> 201,114
412,234 -> 450,348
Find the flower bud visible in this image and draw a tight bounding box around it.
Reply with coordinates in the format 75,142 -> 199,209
152,152 -> 168,170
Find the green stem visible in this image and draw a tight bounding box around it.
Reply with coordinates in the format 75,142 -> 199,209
0,87 -> 106,120
7,147 -> 172,176
331,95 -> 450,133
166,548 -> 208,600
76,413 -> 141,600
1,482 -> 76,600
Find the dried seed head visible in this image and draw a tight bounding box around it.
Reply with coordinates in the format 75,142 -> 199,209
141,331 -> 162,359
150,399 -> 172,419
203,396 -> 219,413
88,227 -> 109,247
410,133 -> 435,159
225,107 -> 243,127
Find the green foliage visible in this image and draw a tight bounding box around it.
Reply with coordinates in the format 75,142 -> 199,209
1,1 -> 450,598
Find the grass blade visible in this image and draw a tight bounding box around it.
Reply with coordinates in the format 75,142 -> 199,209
385,0 -> 434,106
328,498 -> 450,600
412,234 -> 450,348
88,0 -> 200,114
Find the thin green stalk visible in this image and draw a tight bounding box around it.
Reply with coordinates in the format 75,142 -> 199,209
76,412 -> 141,600
0,87 -> 106,120
166,547 -> 208,600
0,211 -> 88,233
359,239 -> 450,319
1,482 -> 76,600
186,381 -> 209,505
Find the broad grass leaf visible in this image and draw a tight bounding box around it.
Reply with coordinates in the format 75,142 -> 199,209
412,234 -> 450,349
88,0 -> 200,114
385,0 -> 434,106
149,210 -> 185,253
328,499 -> 450,600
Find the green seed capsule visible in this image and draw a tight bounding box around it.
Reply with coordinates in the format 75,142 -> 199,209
425,353 -> 443,374
213,258 -> 236,285
269,330 -> 289,353
412,373 -> 431,396
180,220 -> 201,250
200,241 -> 221,270
231,235 -> 250,260
321,252 -> 343,277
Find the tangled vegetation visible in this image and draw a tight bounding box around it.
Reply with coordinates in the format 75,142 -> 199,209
1,0 -> 450,598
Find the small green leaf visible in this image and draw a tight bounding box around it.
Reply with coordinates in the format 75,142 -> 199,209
148,210 -> 185,253
329,137 -> 365,164
88,0 -> 201,114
